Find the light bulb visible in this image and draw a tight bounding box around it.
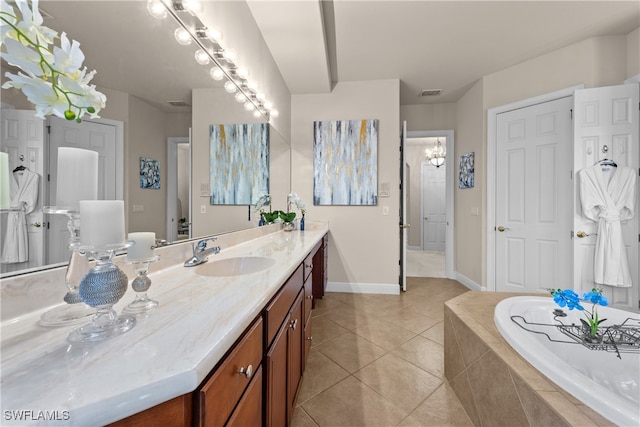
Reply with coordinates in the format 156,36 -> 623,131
183,0 -> 203,14
194,49 -> 210,65
206,27 -> 223,42
235,92 -> 247,103
244,101 -> 255,111
256,92 -> 266,101
223,49 -> 237,62
270,109 -> 279,118
253,110 -> 262,118
210,67 -> 224,81
236,68 -> 249,79
247,80 -> 258,91
174,28 -> 192,45
264,101 -> 274,110
147,0 -> 167,19
224,81 -> 237,93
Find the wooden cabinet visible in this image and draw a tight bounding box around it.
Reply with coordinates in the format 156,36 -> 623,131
265,267 -> 305,427
311,234 -> 328,307
110,237 -> 327,427
196,317 -> 263,427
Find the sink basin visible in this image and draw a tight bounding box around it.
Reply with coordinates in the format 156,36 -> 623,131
195,256 -> 276,277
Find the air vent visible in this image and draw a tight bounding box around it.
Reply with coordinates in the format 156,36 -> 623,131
419,89 -> 443,97
167,101 -> 191,107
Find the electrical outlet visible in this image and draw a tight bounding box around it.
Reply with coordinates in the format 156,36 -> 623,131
382,206 -> 389,215
200,205 -> 206,214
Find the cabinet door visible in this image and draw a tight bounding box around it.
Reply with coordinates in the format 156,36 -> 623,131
287,292 -> 304,423
266,320 -> 288,427
226,367 -> 262,427
303,318 -> 313,371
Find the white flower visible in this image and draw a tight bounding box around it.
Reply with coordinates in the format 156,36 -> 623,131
0,0 -> 106,121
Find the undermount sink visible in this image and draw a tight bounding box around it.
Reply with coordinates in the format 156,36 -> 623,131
195,256 -> 276,277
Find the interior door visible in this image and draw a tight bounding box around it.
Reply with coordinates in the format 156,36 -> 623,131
47,118 -> 117,264
0,109 -> 45,274
422,161 -> 446,251
573,84 -> 639,311
495,97 -> 573,293
400,121 -> 408,292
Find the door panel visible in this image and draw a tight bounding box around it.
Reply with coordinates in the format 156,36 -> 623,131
496,97 -> 573,293
573,84 -> 639,310
47,118 -> 117,264
422,162 -> 446,251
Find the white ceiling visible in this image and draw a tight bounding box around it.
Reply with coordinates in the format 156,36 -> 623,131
24,1 -> 640,112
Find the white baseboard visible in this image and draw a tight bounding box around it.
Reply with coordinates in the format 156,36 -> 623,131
454,272 -> 483,291
407,245 -> 421,251
326,281 -> 400,295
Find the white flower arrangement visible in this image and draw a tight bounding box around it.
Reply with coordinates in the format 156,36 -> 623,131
0,0 -> 106,121
287,192 -> 306,215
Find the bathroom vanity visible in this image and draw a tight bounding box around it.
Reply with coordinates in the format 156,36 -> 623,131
0,222 -> 329,426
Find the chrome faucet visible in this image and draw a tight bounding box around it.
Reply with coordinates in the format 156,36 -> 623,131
184,238 -> 221,267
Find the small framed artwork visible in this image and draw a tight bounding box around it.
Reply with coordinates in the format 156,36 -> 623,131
459,152 -> 474,189
140,157 -> 160,189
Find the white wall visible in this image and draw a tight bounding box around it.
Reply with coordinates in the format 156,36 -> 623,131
292,79 -> 400,293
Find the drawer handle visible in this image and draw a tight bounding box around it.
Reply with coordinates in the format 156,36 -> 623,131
290,318 -> 298,330
307,336 -> 313,341
307,294 -> 313,300
238,364 -> 253,379
305,264 -> 312,269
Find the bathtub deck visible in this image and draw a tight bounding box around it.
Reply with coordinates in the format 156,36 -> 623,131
444,291 -> 615,427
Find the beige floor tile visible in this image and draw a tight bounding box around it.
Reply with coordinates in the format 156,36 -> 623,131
315,331 -> 387,373
312,295 -> 350,318
383,308 -> 441,334
321,306 -> 377,330
354,353 -> 443,416
309,315 -> 349,348
291,406 -> 320,427
301,376 -> 407,427
420,321 -> 444,345
399,382 -> 474,427
352,318 -> 417,351
297,350 -> 350,404
392,335 -> 445,379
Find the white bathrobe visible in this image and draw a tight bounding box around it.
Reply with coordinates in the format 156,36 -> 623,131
579,164 -> 636,287
1,169 -> 39,263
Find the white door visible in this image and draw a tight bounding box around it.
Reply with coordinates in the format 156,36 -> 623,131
0,109 -> 45,274
422,161 -> 446,251
573,84 -> 639,311
496,97 -> 573,293
167,136 -> 190,243
47,118 -> 117,264
400,121 -> 408,292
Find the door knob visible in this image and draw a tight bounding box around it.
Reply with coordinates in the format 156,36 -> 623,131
497,226 -> 510,232
576,231 -> 596,238
424,217 -> 429,220
400,224 -> 411,229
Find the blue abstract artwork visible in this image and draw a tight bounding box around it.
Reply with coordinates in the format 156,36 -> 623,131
313,119 -> 378,205
459,152 -> 474,189
209,123 -> 269,205
140,157 -> 160,189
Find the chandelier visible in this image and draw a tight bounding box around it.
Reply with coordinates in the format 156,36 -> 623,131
425,138 -> 446,167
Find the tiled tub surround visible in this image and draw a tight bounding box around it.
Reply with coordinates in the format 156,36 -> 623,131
444,292 -> 617,427
0,222 -> 328,426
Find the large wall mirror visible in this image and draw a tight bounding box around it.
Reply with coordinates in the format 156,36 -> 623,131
0,1 -> 291,277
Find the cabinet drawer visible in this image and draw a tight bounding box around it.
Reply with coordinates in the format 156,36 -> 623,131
265,265 -> 303,346
197,317 -> 263,427
303,251 -> 314,282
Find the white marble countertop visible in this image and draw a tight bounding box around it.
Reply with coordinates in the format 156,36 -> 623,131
0,224 -> 328,426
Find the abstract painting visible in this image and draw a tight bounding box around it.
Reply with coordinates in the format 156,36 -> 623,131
313,119 -> 378,205
140,157 -> 160,189
459,152 -> 475,189
209,123 -> 269,205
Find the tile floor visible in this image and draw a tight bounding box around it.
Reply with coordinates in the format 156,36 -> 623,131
292,277 -> 474,427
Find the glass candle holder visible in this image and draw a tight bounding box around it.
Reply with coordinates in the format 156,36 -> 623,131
39,208 -> 94,326
123,255 -> 160,315
68,244 -> 135,343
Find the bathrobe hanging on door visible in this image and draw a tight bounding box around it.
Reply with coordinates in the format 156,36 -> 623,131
1,168 -> 39,263
579,164 -> 636,287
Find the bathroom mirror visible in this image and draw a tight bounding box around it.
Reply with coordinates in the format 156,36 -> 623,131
0,1 -> 291,277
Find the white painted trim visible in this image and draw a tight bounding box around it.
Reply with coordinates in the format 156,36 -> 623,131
405,130 -> 455,279
454,272 -> 483,291
167,136 -> 190,242
326,281 -> 400,295
624,74 -> 640,84
486,85 -> 583,292
407,245 -> 421,251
